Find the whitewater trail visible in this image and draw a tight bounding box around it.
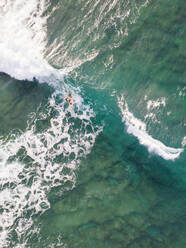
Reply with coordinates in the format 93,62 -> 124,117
0,88 -> 102,246
118,95 -> 183,160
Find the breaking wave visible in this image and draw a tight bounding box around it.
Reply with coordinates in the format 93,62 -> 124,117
118,95 -> 183,160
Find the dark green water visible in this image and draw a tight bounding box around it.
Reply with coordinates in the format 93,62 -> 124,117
0,0 -> 185,247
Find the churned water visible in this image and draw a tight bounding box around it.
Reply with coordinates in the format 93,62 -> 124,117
0,0 -> 185,247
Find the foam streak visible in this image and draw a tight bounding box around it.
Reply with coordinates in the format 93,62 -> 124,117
118,95 -> 183,160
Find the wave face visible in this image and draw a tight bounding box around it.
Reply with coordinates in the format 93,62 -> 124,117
0,0 -> 186,247
45,0 -> 149,71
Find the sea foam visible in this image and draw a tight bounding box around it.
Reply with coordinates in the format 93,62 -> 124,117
0,0 -> 59,82
118,95 -> 183,160
0,87 -> 102,247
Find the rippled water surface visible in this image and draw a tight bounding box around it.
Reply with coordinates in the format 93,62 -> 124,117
0,0 -> 185,247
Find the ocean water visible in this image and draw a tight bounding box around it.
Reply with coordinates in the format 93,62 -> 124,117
0,0 -> 185,247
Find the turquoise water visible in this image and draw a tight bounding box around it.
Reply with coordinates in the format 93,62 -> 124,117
0,0 -> 185,247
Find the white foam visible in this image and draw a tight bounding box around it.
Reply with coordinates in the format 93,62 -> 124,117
0,0 -> 60,82
144,97 -> 166,123
146,97 -> 166,111
118,95 -> 183,160
0,88 -> 102,247
182,137 -> 186,147
178,86 -> 186,97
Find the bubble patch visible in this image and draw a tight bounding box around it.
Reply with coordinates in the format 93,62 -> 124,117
0,87 -> 102,247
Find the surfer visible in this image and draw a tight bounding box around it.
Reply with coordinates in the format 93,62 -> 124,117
66,93 -> 74,108
33,77 -> 37,82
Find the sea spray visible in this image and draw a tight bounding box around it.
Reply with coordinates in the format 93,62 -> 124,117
0,0 -> 58,81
